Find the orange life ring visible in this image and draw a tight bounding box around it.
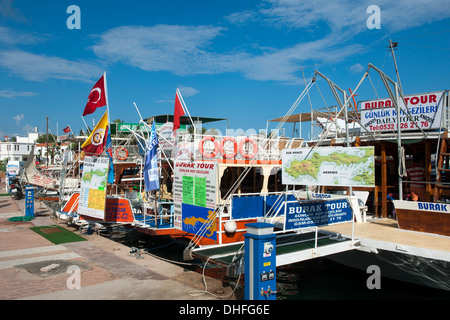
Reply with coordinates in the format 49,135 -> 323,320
116,147 -> 129,161
198,136 -> 218,158
239,137 -> 258,160
219,136 -> 237,159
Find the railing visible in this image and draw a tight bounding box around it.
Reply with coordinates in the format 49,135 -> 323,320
175,132 -> 306,162
229,191 -> 358,251
135,197 -> 175,228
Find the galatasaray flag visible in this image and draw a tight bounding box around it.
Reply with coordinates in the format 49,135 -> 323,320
173,91 -> 185,132
82,111 -> 109,156
144,122 -> 160,191
83,75 -> 107,116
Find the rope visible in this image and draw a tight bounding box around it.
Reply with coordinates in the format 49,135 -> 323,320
187,78 -> 316,250
189,244 -> 245,299
142,249 -> 199,266
398,146 -> 407,177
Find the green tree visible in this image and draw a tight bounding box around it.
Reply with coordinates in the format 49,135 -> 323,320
36,134 -> 57,144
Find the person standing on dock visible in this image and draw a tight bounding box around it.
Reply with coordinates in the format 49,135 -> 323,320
406,154 -> 426,201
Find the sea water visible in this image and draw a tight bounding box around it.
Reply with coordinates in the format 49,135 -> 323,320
120,229 -> 450,300
276,258 -> 450,300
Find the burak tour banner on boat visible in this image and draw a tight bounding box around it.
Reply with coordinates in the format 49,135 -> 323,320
360,91 -> 444,133
173,161 -> 217,240
285,198 -> 353,230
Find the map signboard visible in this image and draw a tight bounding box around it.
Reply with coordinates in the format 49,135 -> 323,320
173,161 -> 217,240
282,147 -> 375,187
78,156 -> 109,220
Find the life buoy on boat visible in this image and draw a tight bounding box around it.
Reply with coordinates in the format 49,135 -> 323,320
198,136 -> 219,158
239,137 -> 258,160
116,147 -> 129,161
219,136 -> 237,159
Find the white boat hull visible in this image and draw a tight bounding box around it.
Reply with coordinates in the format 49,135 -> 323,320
328,248 -> 450,291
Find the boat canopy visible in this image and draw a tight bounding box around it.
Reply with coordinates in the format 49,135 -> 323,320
144,114 -> 228,126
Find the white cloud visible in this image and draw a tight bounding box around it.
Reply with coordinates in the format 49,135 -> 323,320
13,113 -> 23,124
224,10 -> 258,25
92,24 -> 231,76
349,63 -> 364,74
0,0 -> 26,22
91,23 -> 363,84
0,26 -> 48,45
178,86 -> 199,97
89,1 -> 450,84
0,50 -> 103,82
256,0 -> 450,34
0,90 -> 39,98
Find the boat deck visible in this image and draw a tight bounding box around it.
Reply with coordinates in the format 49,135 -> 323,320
191,217 -> 450,277
320,218 -> 450,260
133,214 -> 173,229
191,231 -> 356,271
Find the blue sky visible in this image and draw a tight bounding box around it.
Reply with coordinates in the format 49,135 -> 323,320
0,0 -> 449,140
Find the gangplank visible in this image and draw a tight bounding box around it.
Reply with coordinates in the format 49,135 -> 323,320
191,230 -> 358,277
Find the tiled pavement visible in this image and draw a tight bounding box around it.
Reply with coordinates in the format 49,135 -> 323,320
0,187 -> 236,300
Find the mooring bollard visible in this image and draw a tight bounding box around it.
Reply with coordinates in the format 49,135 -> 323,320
244,222 -> 277,300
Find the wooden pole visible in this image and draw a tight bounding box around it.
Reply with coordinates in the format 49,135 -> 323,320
425,142 -> 431,202
46,117 -> 49,166
381,142 -> 387,218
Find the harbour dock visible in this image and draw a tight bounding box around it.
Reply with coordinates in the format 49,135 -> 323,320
322,218 -> 450,258
191,214 -> 450,292
0,187 -> 238,300
2,181 -> 450,299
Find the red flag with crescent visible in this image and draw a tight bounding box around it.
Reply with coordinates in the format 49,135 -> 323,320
83,75 -> 107,116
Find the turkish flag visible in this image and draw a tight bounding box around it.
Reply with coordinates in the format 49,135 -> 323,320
63,126 -> 71,133
83,75 -> 107,116
173,91 -> 185,132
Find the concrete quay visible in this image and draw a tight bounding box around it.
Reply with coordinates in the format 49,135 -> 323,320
0,188 -> 238,300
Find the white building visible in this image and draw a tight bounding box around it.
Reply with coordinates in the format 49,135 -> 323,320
0,132 -> 38,162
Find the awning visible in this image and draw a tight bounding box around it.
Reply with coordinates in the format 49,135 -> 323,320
144,114 -> 228,125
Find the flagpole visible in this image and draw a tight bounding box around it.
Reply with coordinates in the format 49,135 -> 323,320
134,102 -> 144,123
133,101 -> 149,195
104,72 -> 111,125
81,116 -> 90,134
103,71 -> 114,174
176,88 -> 198,160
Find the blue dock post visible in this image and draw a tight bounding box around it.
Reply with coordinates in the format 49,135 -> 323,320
244,222 -> 277,300
25,186 -> 35,218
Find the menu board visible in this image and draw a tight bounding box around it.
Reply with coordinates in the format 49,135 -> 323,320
173,161 -> 217,240
78,156 -> 109,220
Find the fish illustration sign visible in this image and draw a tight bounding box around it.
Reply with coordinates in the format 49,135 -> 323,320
173,161 -> 217,240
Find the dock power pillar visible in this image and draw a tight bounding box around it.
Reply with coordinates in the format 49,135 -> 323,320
25,185 -> 35,218
244,222 -> 277,300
